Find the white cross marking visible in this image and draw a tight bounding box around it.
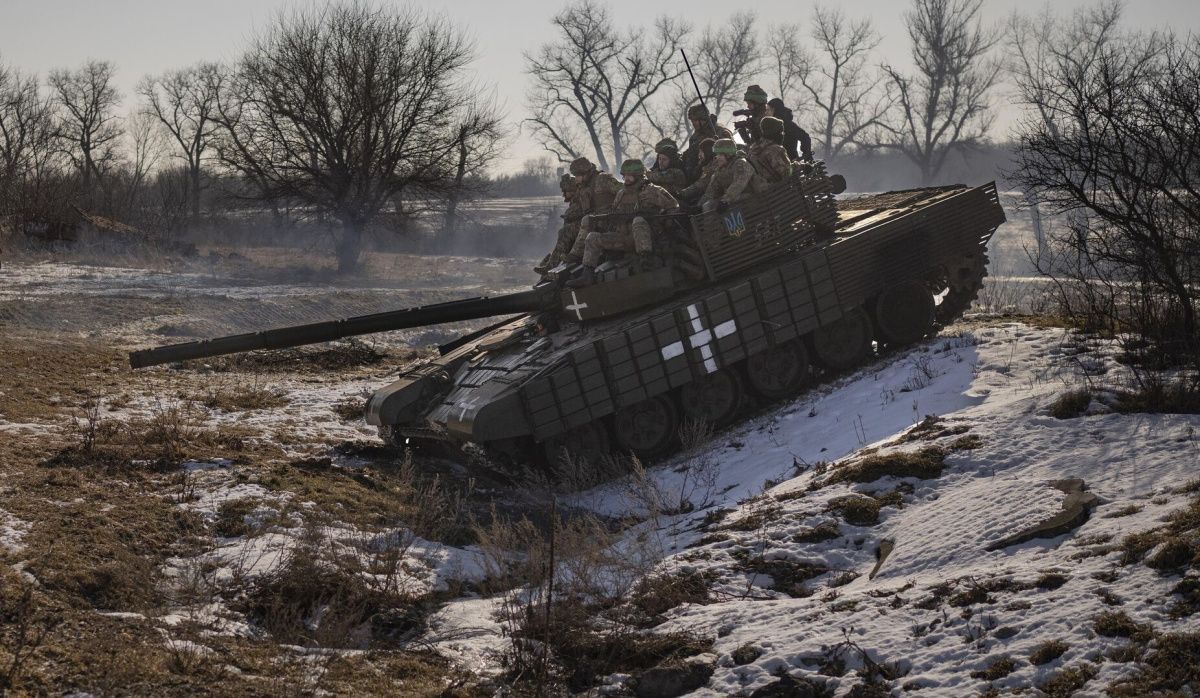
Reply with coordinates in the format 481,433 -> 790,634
566,291 -> 589,321
659,303 -> 737,374
458,396 -> 480,421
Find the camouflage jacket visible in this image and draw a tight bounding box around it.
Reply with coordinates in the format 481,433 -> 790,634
748,142 -> 792,183
682,122 -> 733,179
679,163 -> 715,203
702,155 -> 758,205
561,196 -> 585,225
611,179 -> 679,216
575,172 -> 621,215
646,166 -> 687,196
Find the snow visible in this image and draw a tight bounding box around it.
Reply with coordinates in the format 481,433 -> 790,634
0,509 -> 30,553
564,322 -> 1200,696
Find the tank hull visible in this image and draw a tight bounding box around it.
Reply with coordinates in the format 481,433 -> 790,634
376,182 -> 1005,462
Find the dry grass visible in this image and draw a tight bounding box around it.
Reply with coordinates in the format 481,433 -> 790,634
825,447 -> 946,486
1029,639 -> 1070,665
1108,633 -> 1200,696
1049,389 -> 1093,419
1037,663 -> 1098,697
970,656 -> 1017,681
1093,610 -> 1154,643
894,415 -> 970,444
199,383 -> 288,411
828,495 -> 882,526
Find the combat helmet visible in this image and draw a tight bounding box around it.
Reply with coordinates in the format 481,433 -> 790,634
712,138 -> 738,156
744,84 -> 769,105
654,138 -> 679,155
619,158 -> 646,176
559,173 -> 577,191
760,116 -> 784,140
687,104 -> 710,121
569,157 -> 596,177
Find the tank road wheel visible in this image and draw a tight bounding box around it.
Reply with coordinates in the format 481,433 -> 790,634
613,395 -> 679,460
935,252 -> 989,325
680,369 -> 744,426
810,308 -> 873,371
745,341 -> 811,400
542,421 -> 612,472
874,280 -> 935,347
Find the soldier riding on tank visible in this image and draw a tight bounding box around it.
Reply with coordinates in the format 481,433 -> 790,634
535,173 -> 583,274
646,138 -> 687,197
732,84 -> 770,144
567,158 -> 678,288
747,116 -> 793,184
701,138 -> 759,214
564,156 -> 621,265
680,104 -> 732,182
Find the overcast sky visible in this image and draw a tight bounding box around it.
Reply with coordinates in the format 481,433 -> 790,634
3,0 -> 1198,172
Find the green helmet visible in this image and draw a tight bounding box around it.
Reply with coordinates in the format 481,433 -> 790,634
559,173 -> 577,191
760,116 -> 784,138
712,138 -> 737,156
743,84 -> 769,105
654,138 -> 679,155
619,158 -> 646,176
569,157 -> 596,176
687,104 -> 709,120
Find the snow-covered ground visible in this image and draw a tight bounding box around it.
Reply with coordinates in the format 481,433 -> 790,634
552,322 -> 1198,695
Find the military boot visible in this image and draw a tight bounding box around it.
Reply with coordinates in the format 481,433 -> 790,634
565,266 -> 596,288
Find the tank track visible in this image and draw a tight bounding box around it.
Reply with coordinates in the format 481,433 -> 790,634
935,251 -> 989,325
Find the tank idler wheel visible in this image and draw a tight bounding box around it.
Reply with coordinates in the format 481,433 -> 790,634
613,395 -> 679,461
874,280 -> 935,346
935,252 -> 989,325
810,308 -> 873,371
542,421 -> 612,473
744,340 -> 811,400
680,369 -> 744,426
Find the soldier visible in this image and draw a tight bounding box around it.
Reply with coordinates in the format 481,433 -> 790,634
733,84 -> 770,144
534,173 -> 583,274
564,156 -> 621,264
767,97 -> 814,162
646,138 -> 687,196
747,117 -> 792,184
567,159 -> 678,288
700,138 -> 759,214
680,104 -> 732,182
678,137 -> 716,205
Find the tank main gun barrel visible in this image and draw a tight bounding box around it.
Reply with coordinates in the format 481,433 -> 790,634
129,286 -> 553,369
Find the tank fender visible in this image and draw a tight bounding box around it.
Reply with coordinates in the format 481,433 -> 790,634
366,369 -> 446,426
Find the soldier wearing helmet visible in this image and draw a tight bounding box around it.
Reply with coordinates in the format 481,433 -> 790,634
680,104 -> 732,183
733,84 -> 770,144
535,173 -> 585,274
646,138 -> 687,196
678,137 -> 717,205
567,158 -> 678,288
747,117 -> 793,184
563,156 -> 621,265
700,138 -> 760,214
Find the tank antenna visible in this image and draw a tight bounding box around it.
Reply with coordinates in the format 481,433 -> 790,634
680,49 -> 719,135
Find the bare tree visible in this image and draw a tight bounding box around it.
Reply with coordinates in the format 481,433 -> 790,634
0,60 -> 56,216
647,11 -> 759,154
48,60 -> 123,199
1006,0 -> 1125,259
768,7 -> 892,162
525,0 -> 690,169
443,93 -> 508,236
138,63 -> 223,221
1012,19 -> 1199,358
879,0 -> 1000,184
214,3 -> 491,273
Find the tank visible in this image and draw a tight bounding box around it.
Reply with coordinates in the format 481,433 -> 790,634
130,165 -> 1005,470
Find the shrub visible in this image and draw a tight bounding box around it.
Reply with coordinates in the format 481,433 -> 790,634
826,447 -> 946,485
970,656 -> 1017,681
1029,640 -> 1069,665
1049,389 -> 1092,419
1038,663 -> 1098,698
1093,610 -> 1154,643
829,495 -> 881,526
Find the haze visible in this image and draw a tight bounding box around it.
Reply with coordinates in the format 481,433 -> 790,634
3,0 -> 1199,172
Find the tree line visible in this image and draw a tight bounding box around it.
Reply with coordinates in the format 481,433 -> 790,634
0,3 -> 504,272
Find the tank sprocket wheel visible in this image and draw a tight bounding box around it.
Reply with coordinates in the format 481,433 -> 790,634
613,395 -> 679,460
874,280 -> 936,346
542,421 -> 612,472
935,252 -> 989,325
810,308 -> 873,371
744,340 -> 811,400
680,369 -> 744,426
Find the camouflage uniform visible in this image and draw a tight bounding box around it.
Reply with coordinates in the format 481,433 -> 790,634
580,160 -> 678,267
537,173 -> 584,271
565,157 -> 621,262
681,104 -> 732,182
701,139 -> 759,212
646,138 -> 687,196
747,117 -> 792,184
735,85 -> 770,144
